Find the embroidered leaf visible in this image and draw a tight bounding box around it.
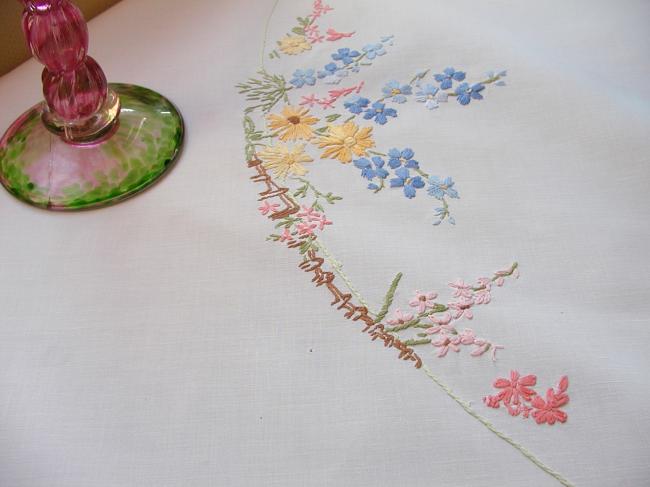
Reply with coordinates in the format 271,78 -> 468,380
375,272 -> 403,323
292,27 -> 305,35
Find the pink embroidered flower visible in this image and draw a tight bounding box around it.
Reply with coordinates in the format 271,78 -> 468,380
470,341 -> 490,357
493,370 -> 537,405
258,200 -> 280,216
408,290 -> 438,313
300,94 -> 319,107
476,277 -> 492,289
458,328 -> 476,345
425,312 -> 453,334
316,213 -> 332,230
531,388 -> 569,425
484,395 -> 501,408
449,279 -> 473,299
448,298 -> 474,320
297,222 -> 317,236
297,205 -> 321,221
279,227 -> 294,242
432,331 -> 461,357
326,28 -> 355,41
387,309 -> 414,326
304,24 -> 319,35
309,33 -> 325,44
473,289 -> 491,305
317,98 -> 335,109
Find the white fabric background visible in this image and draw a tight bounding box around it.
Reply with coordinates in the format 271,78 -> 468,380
1,0 -> 649,485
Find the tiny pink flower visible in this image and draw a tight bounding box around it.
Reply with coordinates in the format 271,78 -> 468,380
425,312 -> 453,334
473,289 -> 492,305
476,277 -> 492,290
317,98 -> 335,109
326,28 -> 355,41
316,214 -> 333,230
408,290 -> 438,313
432,332 -> 461,357
304,24 -> 319,35
258,200 -> 280,216
470,342 -> 490,357
300,94 -> 319,107
309,33 -> 325,44
449,279 -> 473,299
279,227 -> 294,242
531,388 -> 568,425
458,328 -> 476,345
448,298 -> 474,320
297,222 -> 317,236
297,205 -> 321,221
387,309 -> 413,326
484,395 -> 501,408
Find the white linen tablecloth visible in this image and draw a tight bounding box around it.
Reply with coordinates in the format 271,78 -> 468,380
1,0 -> 649,485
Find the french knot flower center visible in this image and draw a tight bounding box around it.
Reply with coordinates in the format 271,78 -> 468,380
391,88 -> 401,96
287,116 -> 301,125
343,136 -> 357,148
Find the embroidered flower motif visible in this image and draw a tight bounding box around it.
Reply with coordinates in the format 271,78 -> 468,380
344,96 -> 370,114
318,62 -> 341,79
290,69 -> 317,88
408,290 -> 438,313
387,308 -> 414,326
300,94 -> 319,108
362,101 -> 397,125
267,106 -> 319,142
297,221 -> 318,235
415,84 -> 440,110
326,28 -> 355,41
449,279 -> 473,299
315,213 -> 333,230
258,143 -> 314,179
353,156 -> 389,181
362,42 -> 386,60
278,227 -> 294,243
387,148 -> 419,169
428,176 -> 460,200
434,67 -> 466,89
258,200 -> 280,216
331,47 -> 361,65
390,167 -> 425,199
492,370 -> 537,405
531,388 -> 569,425
448,298 -> 474,320
278,35 -> 313,55
432,331 -> 461,357
455,82 -> 485,105
381,80 -> 412,103
317,121 -> 375,163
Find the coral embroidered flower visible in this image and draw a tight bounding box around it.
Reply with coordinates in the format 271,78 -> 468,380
331,47 -> 361,65
531,388 -> 569,425
278,35 -> 313,55
258,200 -> 280,216
387,308 -> 414,326
344,96 -> 370,114
362,42 -> 386,60
387,148 -> 419,169
278,227 -> 294,243
353,156 -> 389,181
434,67 -> 466,89
455,82 -> 485,105
408,290 -> 438,313
381,80 -> 412,103
258,143 -> 314,179
317,121 -> 375,163
428,176 -> 459,199
493,370 -> 537,405
390,167 -> 425,199
290,69 -> 316,88
415,84 -> 440,110
267,106 -> 319,142
363,101 -> 397,125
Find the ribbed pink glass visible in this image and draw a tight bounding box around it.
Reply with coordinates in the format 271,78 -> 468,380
21,0 -> 107,122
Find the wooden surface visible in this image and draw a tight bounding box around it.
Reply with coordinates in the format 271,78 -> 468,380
0,0 -> 121,76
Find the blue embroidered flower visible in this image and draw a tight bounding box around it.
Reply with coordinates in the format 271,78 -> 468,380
428,176 -> 460,199
362,43 -> 386,60
290,69 -> 316,88
387,148 -> 419,169
455,82 -> 485,105
344,96 -> 370,114
390,167 -> 425,199
415,84 -> 440,110
381,35 -> 394,46
354,156 -> 390,181
317,62 -> 339,79
362,102 -> 397,125
382,80 -> 412,103
332,48 -> 361,65
434,67 -> 466,90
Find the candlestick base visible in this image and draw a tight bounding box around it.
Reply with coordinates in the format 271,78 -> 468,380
0,83 -> 183,211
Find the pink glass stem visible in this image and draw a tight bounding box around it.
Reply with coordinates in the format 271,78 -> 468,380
20,0 -> 108,123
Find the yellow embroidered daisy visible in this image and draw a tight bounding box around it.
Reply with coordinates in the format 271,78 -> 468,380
258,143 -> 313,179
278,35 -> 312,55
317,121 -> 375,164
267,105 -> 319,142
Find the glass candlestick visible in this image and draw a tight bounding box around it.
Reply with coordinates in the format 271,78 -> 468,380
0,0 -> 184,210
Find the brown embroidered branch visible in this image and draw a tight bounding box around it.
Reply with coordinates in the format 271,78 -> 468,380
247,157 -> 422,369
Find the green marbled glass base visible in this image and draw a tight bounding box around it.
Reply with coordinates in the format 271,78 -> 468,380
0,83 -> 183,211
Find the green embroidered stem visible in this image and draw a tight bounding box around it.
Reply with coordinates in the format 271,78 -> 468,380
367,150 -> 388,157
421,365 -> 575,487
374,272 -> 403,323
403,338 -> 432,347
292,177 -> 342,205
260,0 -> 281,68
236,70 -> 292,114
